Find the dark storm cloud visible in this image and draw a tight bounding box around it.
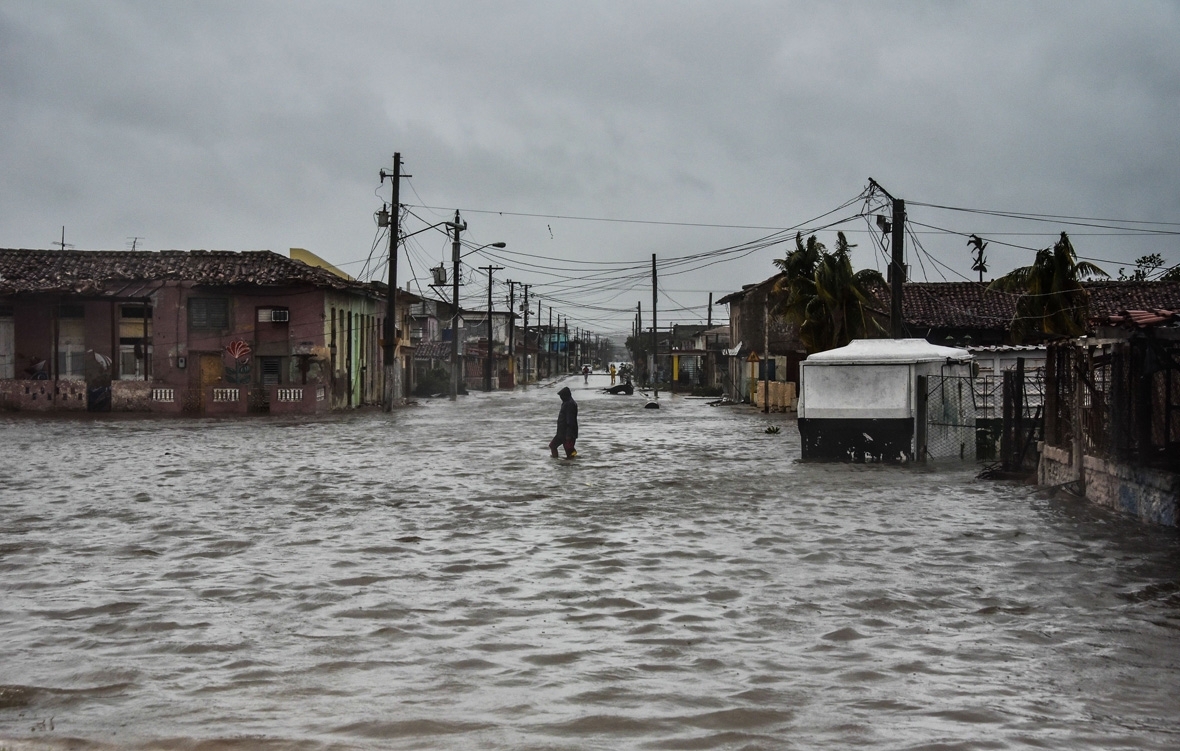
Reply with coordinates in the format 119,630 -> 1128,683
2,1 -> 1178,332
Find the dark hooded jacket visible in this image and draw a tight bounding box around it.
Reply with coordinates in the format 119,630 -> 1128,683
555,386 -> 579,440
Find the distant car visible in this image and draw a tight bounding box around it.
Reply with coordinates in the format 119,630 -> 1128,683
580,363 -> 593,372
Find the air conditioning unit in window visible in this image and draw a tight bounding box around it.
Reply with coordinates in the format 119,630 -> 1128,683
258,308 -> 290,323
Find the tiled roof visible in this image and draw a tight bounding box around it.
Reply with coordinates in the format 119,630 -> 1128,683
0,249 -> 370,296
886,280 -> 1180,331
1084,281 -> 1180,315
414,340 -> 452,359
1097,308 -> 1178,329
900,282 -> 1016,329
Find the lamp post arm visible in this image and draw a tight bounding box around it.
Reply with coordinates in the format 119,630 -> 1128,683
400,219 -> 465,242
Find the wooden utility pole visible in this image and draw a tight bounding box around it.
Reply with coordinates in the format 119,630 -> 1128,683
869,178 -> 906,339
521,285 -> 530,386
507,280 -> 516,387
651,254 -> 658,399
481,265 -> 503,391
380,153 -> 403,410
763,298 -> 770,414
636,301 -> 642,382
449,210 -> 465,400
892,196 -> 905,338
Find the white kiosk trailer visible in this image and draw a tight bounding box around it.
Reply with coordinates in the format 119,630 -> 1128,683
797,339 -> 975,462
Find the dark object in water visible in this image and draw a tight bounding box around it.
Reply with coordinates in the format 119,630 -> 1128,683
605,381 -> 634,395
645,401 -> 660,409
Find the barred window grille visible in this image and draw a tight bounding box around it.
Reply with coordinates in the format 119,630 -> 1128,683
189,298 -> 229,329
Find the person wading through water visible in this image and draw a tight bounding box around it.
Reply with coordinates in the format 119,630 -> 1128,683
549,386 -> 578,458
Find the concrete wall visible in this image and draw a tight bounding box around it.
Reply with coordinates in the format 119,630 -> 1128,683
110,381 -> 151,411
269,384 -> 329,415
1038,444 -> 1179,526
205,386 -> 248,415
0,379 -> 87,411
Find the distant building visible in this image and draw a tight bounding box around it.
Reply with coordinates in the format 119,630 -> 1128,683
716,275 -> 806,403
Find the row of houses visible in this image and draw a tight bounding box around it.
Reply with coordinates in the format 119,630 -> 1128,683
704,270 -> 1180,524
714,276 -> 1180,404
0,248 -> 574,414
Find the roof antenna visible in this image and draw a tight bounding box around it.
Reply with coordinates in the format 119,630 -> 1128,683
52,226 -> 74,251
127,237 -> 145,251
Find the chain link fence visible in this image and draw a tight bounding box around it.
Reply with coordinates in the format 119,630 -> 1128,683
919,370 -> 1044,466
917,374 -> 976,461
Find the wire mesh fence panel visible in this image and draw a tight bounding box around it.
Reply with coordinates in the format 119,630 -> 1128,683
923,374 -> 977,461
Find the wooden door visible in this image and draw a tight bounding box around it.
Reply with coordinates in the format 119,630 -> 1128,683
198,353 -> 222,410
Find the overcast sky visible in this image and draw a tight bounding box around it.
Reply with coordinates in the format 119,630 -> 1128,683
3,1 -> 1178,336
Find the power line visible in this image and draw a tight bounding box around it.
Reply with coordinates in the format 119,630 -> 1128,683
907,200 -> 1180,235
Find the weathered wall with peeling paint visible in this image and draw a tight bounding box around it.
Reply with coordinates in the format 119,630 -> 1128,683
1038,445 -> 1179,526
0,380 -> 87,411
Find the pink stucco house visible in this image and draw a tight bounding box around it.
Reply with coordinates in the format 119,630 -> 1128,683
0,248 -> 416,414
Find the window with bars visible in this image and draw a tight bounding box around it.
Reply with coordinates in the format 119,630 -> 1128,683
189,298 -> 229,330
260,356 -> 282,386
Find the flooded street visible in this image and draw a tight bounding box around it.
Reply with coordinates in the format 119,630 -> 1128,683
2,375 -> 1178,750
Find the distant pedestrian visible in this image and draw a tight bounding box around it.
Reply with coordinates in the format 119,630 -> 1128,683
549,386 -> 579,458
582,365 -> 590,383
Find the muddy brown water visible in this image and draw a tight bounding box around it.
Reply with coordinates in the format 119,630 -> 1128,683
1,375 -> 1178,750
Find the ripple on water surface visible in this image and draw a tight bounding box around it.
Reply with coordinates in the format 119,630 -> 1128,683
1,386 -> 1179,750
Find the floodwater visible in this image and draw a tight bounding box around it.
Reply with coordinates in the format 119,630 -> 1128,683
1,375 -> 1178,751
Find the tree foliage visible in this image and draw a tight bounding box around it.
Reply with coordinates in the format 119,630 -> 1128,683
1117,253 -> 1180,282
773,232 -> 886,354
987,232 -> 1107,340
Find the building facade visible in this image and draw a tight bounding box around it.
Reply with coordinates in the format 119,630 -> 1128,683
0,249 -> 399,414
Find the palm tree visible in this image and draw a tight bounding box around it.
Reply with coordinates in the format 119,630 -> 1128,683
774,232 -> 886,353
987,232 -> 1107,340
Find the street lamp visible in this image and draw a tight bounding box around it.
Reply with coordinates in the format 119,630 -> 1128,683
383,214 -> 467,410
